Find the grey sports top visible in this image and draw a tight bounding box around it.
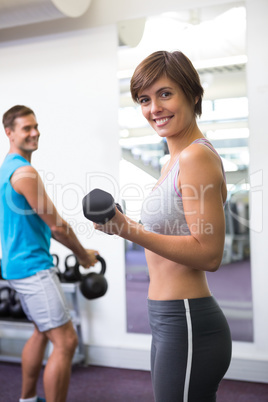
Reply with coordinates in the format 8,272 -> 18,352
140,138 -> 225,236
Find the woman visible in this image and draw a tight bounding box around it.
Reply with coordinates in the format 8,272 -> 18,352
95,50 -> 232,402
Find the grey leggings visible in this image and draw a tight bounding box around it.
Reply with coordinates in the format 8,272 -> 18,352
148,296 -> 232,402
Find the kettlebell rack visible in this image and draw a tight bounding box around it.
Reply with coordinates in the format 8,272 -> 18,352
0,280 -> 86,365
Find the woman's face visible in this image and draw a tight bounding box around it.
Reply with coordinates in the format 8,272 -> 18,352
137,75 -> 195,140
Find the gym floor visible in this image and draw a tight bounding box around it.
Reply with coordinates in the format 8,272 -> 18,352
0,362 -> 268,402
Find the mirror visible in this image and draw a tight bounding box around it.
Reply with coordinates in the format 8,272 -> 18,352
118,3 -> 253,342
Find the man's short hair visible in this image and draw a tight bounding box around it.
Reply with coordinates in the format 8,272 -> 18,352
2,105 -> 35,130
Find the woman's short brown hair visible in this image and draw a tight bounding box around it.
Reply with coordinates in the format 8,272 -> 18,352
130,50 -> 204,117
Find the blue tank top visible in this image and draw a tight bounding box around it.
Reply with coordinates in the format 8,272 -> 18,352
140,139 -> 226,235
0,153 -> 53,279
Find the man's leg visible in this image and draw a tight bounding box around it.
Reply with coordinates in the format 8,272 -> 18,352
21,325 -> 48,399
43,320 -> 78,402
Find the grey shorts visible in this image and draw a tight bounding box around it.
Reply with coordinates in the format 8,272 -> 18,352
8,267 -> 71,332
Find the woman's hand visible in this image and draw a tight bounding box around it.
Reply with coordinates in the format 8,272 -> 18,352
93,207 -> 130,237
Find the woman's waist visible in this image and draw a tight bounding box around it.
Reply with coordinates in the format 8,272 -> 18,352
147,261 -> 211,300
147,252 -> 203,277
148,284 -> 211,301
147,294 -> 217,313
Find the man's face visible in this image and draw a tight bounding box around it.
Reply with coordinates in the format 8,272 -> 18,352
6,113 -> 40,155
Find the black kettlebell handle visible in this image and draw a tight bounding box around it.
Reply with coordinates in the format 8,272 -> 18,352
64,254 -> 106,282
95,255 -> 106,276
64,254 -> 81,282
52,253 -> 59,267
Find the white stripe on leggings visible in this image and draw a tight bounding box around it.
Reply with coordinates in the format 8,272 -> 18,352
183,299 -> 193,402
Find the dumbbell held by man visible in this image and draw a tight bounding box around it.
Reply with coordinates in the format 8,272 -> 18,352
82,188 -> 123,224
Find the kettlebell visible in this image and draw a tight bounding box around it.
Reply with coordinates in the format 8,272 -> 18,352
79,255 -> 108,300
0,286 -> 11,317
63,254 -> 80,282
9,289 -> 27,319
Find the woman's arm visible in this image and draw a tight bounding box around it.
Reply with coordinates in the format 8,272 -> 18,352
95,144 -> 226,272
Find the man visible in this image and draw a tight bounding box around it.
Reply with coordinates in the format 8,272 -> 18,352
0,105 -> 98,402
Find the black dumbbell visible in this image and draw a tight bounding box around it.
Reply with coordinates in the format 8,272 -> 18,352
82,188 -> 123,224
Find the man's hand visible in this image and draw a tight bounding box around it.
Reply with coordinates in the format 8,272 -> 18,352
78,249 -> 99,268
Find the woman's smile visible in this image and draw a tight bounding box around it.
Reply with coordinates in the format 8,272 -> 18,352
154,116 -> 174,126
